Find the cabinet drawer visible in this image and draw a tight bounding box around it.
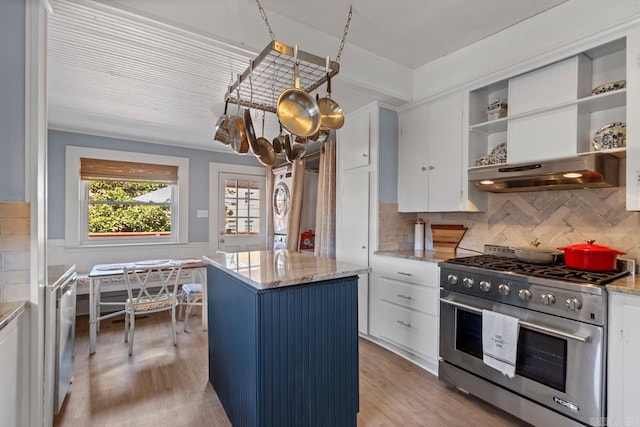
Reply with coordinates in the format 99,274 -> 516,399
372,255 -> 439,288
508,55 -> 591,115
376,275 -> 438,316
375,302 -> 438,362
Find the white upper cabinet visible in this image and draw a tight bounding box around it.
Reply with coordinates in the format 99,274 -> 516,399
339,107 -> 371,170
398,92 -> 477,212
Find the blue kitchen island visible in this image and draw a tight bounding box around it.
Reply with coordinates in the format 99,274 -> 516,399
203,250 -> 369,427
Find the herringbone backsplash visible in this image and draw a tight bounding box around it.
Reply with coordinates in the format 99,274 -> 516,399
379,187 -> 640,262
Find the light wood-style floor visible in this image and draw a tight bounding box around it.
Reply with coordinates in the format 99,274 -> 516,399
54,312 -> 530,427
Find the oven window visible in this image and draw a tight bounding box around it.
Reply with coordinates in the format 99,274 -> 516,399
455,309 -> 567,392
455,310 -> 483,358
516,328 -> 567,392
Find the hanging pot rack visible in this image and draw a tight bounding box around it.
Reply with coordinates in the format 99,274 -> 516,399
224,40 -> 340,113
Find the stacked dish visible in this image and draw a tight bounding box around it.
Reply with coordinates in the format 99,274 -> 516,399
489,142 -> 507,164
592,80 -> 626,95
592,122 -> 626,151
472,142 -> 507,166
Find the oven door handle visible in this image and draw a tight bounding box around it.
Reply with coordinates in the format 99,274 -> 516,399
440,298 -> 591,343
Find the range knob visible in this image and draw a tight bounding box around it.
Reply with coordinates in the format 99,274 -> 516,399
462,277 -> 474,288
498,284 -> 511,296
518,289 -> 532,301
479,280 -> 491,292
541,293 -> 556,305
447,274 -> 458,285
566,298 -> 582,311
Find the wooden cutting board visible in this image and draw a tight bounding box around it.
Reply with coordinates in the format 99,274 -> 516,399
431,224 -> 467,252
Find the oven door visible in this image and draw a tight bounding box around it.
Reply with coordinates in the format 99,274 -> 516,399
440,290 -> 604,425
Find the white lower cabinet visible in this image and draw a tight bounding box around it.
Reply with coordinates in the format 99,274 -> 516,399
0,306 -> 30,427
369,255 -> 440,373
607,292 -> 640,423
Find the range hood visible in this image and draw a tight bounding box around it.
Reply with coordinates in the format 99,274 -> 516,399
468,153 -> 620,193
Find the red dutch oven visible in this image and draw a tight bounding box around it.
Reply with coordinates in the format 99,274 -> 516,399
557,240 -> 625,271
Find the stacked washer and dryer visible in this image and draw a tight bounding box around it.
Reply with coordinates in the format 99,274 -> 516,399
272,165 -> 318,251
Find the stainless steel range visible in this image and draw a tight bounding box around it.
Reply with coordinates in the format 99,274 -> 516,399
438,246 -> 633,427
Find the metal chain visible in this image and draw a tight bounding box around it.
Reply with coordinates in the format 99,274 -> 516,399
336,5 -> 353,64
255,0 -> 276,40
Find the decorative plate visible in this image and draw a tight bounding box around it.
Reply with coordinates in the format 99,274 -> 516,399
592,122 -> 626,151
592,80 -> 626,95
489,142 -> 507,164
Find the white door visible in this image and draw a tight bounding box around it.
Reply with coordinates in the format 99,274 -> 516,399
336,168 -> 370,334
209,163 -> 267,252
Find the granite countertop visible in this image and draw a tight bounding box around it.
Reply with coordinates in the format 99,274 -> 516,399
0,301 -> 28,331
374,249 -> 478,263
204,250 -> 370,290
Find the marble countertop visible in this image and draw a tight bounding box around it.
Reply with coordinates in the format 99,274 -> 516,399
607,274 -> 640,296
374,249 -> 478,263
204,250 -> 370,290
0,301 -> 28,331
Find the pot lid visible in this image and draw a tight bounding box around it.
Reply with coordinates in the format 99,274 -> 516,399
558,240 -> 625,254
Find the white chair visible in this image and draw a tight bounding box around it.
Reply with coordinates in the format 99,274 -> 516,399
178,282 -> 203,332
122,263 -> 181,356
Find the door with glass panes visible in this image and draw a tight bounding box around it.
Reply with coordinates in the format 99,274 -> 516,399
218,172 -> 265,251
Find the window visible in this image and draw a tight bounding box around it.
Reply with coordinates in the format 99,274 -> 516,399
65,146 -> 189,247
224,179 -> 260,236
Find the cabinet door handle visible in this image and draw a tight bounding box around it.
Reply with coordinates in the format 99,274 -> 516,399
396,320 -> 412,328
429,165 -> 434,170
362,153 -> 368,157
421,166 -> 427,171
396,294 -> 412,300
397,271 -> 412,276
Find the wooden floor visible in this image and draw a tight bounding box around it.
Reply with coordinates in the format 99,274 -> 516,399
54,312 -> 530,427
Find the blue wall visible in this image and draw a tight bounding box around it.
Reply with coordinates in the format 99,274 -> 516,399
378,106 -> 398,204
0,0 -> 26,201
47,130 -> 262,242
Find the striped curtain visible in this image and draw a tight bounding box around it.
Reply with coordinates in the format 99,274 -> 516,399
286,158 -> 306,251
314,136 -> 336,258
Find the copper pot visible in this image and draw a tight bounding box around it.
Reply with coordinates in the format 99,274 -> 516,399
557,240 -> 624,271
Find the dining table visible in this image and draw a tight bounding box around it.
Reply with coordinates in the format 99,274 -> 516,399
87,258 -> 207,354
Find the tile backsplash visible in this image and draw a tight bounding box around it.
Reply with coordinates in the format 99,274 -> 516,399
379,187 -> 640,262
0,203 -> 30,302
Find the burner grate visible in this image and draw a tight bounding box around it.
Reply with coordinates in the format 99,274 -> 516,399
446,254 -> 629,285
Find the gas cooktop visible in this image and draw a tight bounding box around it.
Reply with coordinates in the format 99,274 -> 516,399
445,254 -> 629,286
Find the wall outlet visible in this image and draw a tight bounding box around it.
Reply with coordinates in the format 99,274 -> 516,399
196,210 -> 208,218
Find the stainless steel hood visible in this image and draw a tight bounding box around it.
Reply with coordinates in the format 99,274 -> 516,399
468,153 -> 620,192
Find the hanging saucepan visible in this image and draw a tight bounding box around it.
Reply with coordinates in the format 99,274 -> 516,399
317,56 -> 344,130
557,240 -> 625,271
276,45 -> 321,138
283,135 -> 294,163
244,108 -> 260,154
214,100 -> 232,145
292,136 -> 307,160
255,110 -> 276,166
272,123 -> 288,154
229,87 -> 249,154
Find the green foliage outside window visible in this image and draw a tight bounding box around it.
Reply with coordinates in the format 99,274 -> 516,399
88,181 -> 172,234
